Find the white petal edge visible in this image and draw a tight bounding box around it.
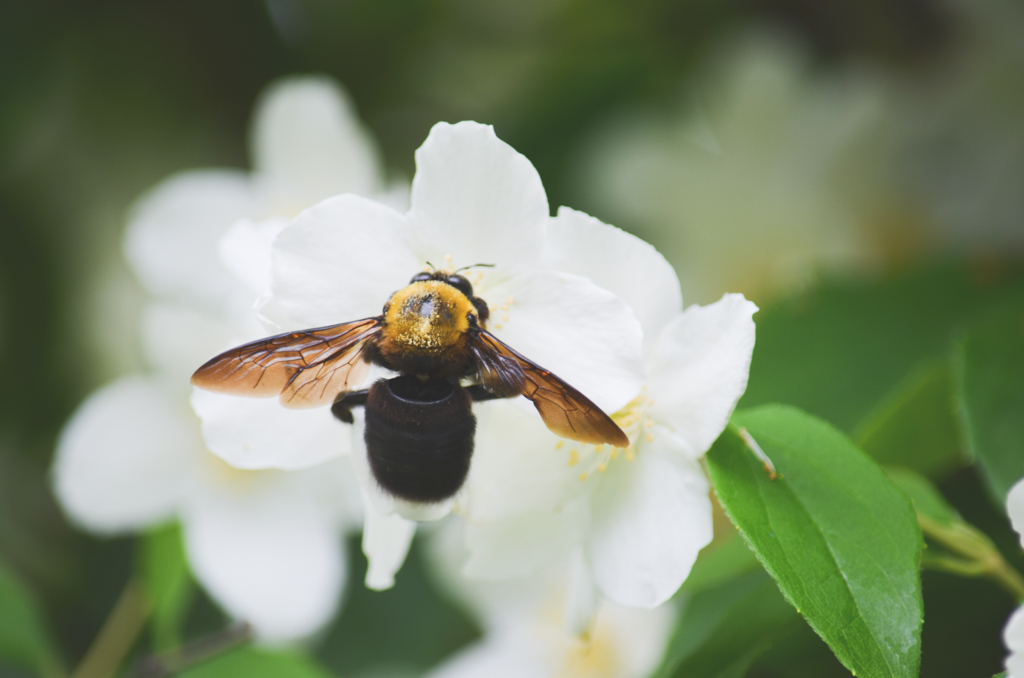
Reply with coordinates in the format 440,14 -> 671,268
218,218 -> 288,299
250,76 -> 382,213
647,293 -> 758,459
139,302 -> 237,384
181,475 -> 346,643
586,429 -> 713,607
485,270 -> 645,415
124,170 -> 254,309
1007,478 -> 1024,548
545,207 -> 682,342
362,496 -> 416,591
1008,605 -> 1024,678
408,121 -> 548,279
52,377 -> 202,534
191,389 -> 350,470
272,194 -> 422,326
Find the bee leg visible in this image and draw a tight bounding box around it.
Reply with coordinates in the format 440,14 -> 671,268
331,390 -> 369,424
464,385 -> 508,403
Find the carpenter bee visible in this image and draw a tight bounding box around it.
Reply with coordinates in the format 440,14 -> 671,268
191,269 -> 628,503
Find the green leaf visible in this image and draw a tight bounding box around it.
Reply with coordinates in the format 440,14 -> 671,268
707,405 -> 923,678
655,569 -> 802,678
178,647 -> 336,678
885,467 -> 960,525
138,522 -> 194,652
854,361 -> 965,479
956,301 -> 1024,504
0,558 -> 61,676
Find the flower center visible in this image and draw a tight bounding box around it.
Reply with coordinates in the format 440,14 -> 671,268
560,388 -> 655,482
559,623 -> 620,678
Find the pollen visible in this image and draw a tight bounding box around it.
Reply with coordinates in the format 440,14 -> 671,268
555,440 -> 564,450
495,324 -> 503,330
568,449 -> 579,466
501,313 -> 510,322
578,472 -> 588,482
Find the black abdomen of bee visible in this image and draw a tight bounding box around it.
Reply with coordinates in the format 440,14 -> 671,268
364,375 -> 476,503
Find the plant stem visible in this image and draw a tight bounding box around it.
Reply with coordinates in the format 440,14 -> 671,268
128,622 -> 252,678
70,578 -> 149,678
918,512 -> 1024,602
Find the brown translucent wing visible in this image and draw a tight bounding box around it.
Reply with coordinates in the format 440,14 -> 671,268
191,317 -> 382,409
470,330 -> 629,448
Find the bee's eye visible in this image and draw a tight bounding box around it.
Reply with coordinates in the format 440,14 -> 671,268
409,272 -> 433,284
445,274 -> 474,298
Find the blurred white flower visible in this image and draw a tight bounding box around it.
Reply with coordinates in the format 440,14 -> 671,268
426,527 -> 674,678
196,120 -> 647,589
52,75 -> 391,642
577,35 -> 886,304
1003,478 -> 1024,677
458,208 -> 757,609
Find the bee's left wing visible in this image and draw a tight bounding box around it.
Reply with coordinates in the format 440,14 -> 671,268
469,330 -> 629,448
191,317 -> 382,409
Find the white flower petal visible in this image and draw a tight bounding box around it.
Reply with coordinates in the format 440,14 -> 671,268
191,389 -> 350,470
251,76 -> 382,214
485,271 -> 645,414
1008,478 -> 1024,548
52,377 -> 201,533
140,302 -> 238,384
272,194 -> 421,326
218,218 -> 289,299
564,549 -> 601,637
587,430 -> 713,607
362,497 -> 416,591
124,170 -> 255,309
545,207 -> 682,342
1007,605 -> 1024,678
460,400 -> 588,523
427,633 -> 544,678
648,293 -> 758,459
462,500 -> 587,581
182,474 -> 345,642
408,122 -> 548,277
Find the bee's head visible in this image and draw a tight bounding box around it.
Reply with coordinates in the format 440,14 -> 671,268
409,271 -> 475,299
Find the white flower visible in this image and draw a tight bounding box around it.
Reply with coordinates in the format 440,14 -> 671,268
52,75 -> 388,642
194,121 -> 647,588
577,35 -> 881,303
426,528 -> 674,678
458,208 -> 757,609
1003,478 -> 1024,677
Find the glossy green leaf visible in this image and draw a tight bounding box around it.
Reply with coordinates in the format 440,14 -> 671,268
0,558 -> 60,676
854,361 -> 965,480
655,569 -> 802,678
885,467 -> 960,525
956,301 -> 1024,504
707,405 -> 923,678
138,522 -> 194,652
178,647 -> 336,678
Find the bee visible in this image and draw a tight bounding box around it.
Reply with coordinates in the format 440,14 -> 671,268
191,268 -> 628,503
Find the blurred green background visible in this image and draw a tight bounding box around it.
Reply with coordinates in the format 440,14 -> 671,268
2,0 -> 1023,676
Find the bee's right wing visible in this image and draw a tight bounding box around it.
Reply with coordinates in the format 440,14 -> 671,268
191,317 -> 383,409
469,329 -> 629,448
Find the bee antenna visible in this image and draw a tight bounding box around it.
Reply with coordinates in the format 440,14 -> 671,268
424,261 -> 436,272
454,263 -> 496,273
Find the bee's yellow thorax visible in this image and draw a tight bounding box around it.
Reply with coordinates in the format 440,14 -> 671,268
383,281 -> 475,353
